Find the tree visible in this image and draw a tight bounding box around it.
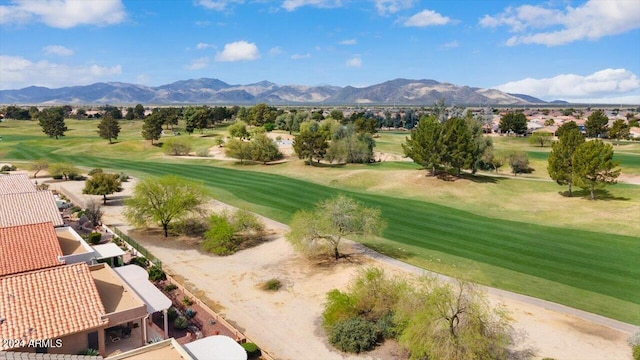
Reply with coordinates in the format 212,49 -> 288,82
508,151 -> 529,176
443,117 -> 473,176
544,118 -> 555,126
134,104 -> 145,119
142,112 -> 163,144
250,133 -> 282,164
97,115 -> 121,144
528,131 -> 552,147
548,124 -> 585,196
402,115 -> 443,176
228,121 -> 250,139
162,137 -> 192,155
329,110 -> 344,122
38,107 -> 67,139
287,195 -> 385,260
225,138 -> 253,164
498,112 -> 527,135
585,110 -> 609,138
573,140 -> 620,200
124,107 -> 135,120
30,159 -> 49,178
395,279 -> 515,360
49,163 -> 80,180
293,124 -> 328,165
608,119 -> 630,143
110,108 -> 123,120
83,173 -> 123,205
124,175 -> 208,237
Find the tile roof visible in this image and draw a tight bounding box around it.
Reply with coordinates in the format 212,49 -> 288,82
0,222 -> 64,276
0,191 -> 64,227
0,174 -> 36,195
0,263 -> 108,349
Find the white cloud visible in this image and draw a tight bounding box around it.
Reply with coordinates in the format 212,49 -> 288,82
281,0 -> 342,12
346,56 -> 362,68
196,42 -> 216,50
0,55 -> 121,90
480,0 -> 640,46
196,0 -> 243,11
291,53 -> 311,60
186,57 -> 210,70
195,20 -> 212,27
43,45 -> 73,56
404,9 -> 451,27
441,40 -> 459,49
373,0 -> 414,15
495,68 -> 640,103
339,39 -> 357,45
215,41 -> 260,62
269,47 -> 283,56
0,0 -> 126,28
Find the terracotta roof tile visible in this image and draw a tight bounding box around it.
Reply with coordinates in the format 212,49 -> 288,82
0,174 -> 36,195
0,263 -> 107,349
0,222 -> 64,276
0,191 -> 63,227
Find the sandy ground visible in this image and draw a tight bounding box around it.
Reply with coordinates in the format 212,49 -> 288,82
48,178 -> 636,360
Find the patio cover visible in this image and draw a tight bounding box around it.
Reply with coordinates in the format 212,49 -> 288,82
92,243 -> 126,260
114,265 -> 171,314
183,336 -> 247,360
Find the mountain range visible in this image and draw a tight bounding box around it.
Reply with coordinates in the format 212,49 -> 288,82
0,78 -> 550,105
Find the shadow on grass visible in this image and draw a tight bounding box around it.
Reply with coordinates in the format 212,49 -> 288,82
303,161 -> 347,168
459,173 -> 499,184
558,189 -> 630,201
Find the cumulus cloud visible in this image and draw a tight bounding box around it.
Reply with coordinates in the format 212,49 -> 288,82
480,0 -> 640,46
373,0 -> 414,15
339,39 -> 357,45
404,9 -> 451,27
0,55 -> 121,90
495,68 -> 640,103
0,0 -> 126,28
346,56 -> 362,68
196,0 -> 243,11
215,41 -> 260,62
186,57 -> 210,70
282,0 -> 342,12
43,45 -> 73,56
291,53 -> 311,60
196,42 -> 216,50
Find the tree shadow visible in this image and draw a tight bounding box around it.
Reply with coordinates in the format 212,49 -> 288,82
459,173 -> 499,184
558,189 -> 630,201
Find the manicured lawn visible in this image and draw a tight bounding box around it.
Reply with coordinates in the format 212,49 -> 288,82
2,120 -> 639,324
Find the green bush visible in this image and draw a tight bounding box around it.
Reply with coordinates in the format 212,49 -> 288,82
181,296 -> 194,306
87,232 -> 102,245
322,290 -> 357,329
164,283 -> 178,292
162,137 -> 192,156
173,316 -> 188,330
52,174 -> 64,180
167,307 -> 178,322
185,308 -> 197,319
633,345 -> 640,360
148,265 -> 166,282
328,317 -> 379,353
0,165 -> 17,171
201,214 -> 237,255
242,342 -> 260,357
262,278 -> 282,291
88,168 -> 104,176
264,123 -> 275,132
130,256 -> 149,268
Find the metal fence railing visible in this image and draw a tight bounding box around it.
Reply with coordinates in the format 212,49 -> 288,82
111,226 -> 162,269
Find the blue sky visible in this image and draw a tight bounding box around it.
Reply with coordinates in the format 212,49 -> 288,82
1,0 -> 639,103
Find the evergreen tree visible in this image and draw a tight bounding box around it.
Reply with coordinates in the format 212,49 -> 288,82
142,112 -> 163,144
402,115 -> 443,176
443,117 -> 473,176
498,112 -> 527,135
585,110 -> 609,138
548,123 -> 585,196
37,107 -> 67,139
97,115 -> 121,144
573,140 -> 620,200
134,104 -> 145,119
293,123 -> 328,165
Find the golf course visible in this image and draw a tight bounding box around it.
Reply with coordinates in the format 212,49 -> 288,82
1,118 -> 639,325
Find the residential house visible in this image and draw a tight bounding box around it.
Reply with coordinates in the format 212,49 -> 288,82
0,174 -> 36,195
0,191 -> 64,227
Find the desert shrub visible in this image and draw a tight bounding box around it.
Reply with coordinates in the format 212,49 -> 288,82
328,317 -> 379,353
162,137 -> 192,156
230,209 -> 264,234
263,123 -> 275,132
201,214 -> 236,255
263,278 -> 282,291
164,283 -> 177,292
88,168 -> 103,176
52,174 -> 64,180
130,256 -> 148,268
242,342 -> 260,357
71,174 -> 86,181
185,308 -> 197,319
322,290 -> 358,329
148,265 -> 166,282
629,331 -> 640,347
375,312 -> 398,340
87,232 -> 102,245
181,296 -> 194,306
0,164 -> 17,171
84,201 -> 103,226
633,345 -> 640,360
173,316 -> 188,330
119,172 -> 129,182
167,307 -> 178,322
195,147 -> 210,157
